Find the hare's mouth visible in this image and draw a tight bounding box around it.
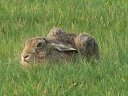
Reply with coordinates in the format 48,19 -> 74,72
21,59 -> 29,64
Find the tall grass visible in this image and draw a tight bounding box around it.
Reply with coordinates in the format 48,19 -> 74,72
0,0 -> 128,95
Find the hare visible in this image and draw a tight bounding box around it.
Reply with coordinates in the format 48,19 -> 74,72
47,27 -> 100,62
21,37 -> 78,66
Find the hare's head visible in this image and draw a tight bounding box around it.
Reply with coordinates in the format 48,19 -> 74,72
21,37 -> 48,65
47,27 -> 66,39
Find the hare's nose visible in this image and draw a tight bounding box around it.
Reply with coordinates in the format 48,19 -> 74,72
24,55 -> 29,59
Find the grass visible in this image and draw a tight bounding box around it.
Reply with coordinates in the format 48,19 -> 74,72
0,0 -> 128,95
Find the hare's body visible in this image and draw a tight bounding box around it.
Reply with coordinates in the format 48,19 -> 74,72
21,37 -> 77,65
48,28 -> 100,61
48,27 -> 77,47
75,34 -> 100,61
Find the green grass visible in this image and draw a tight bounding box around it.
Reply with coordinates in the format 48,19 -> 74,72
0,0 -> 128,95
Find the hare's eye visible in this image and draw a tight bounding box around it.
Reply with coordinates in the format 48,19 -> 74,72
36,42 -> 43,48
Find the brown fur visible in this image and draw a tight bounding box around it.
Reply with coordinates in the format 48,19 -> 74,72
75,34 -> 100,61
47,27 -> 77,47
21,37 -> 77,66
48,27 -> 100,61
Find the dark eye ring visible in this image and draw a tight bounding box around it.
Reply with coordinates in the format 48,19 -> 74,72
36,42 -> 43,48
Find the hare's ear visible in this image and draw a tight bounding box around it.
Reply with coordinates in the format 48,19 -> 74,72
51,43 -> 77,52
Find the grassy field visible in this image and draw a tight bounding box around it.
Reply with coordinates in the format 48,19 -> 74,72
0,0 -> 128,95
